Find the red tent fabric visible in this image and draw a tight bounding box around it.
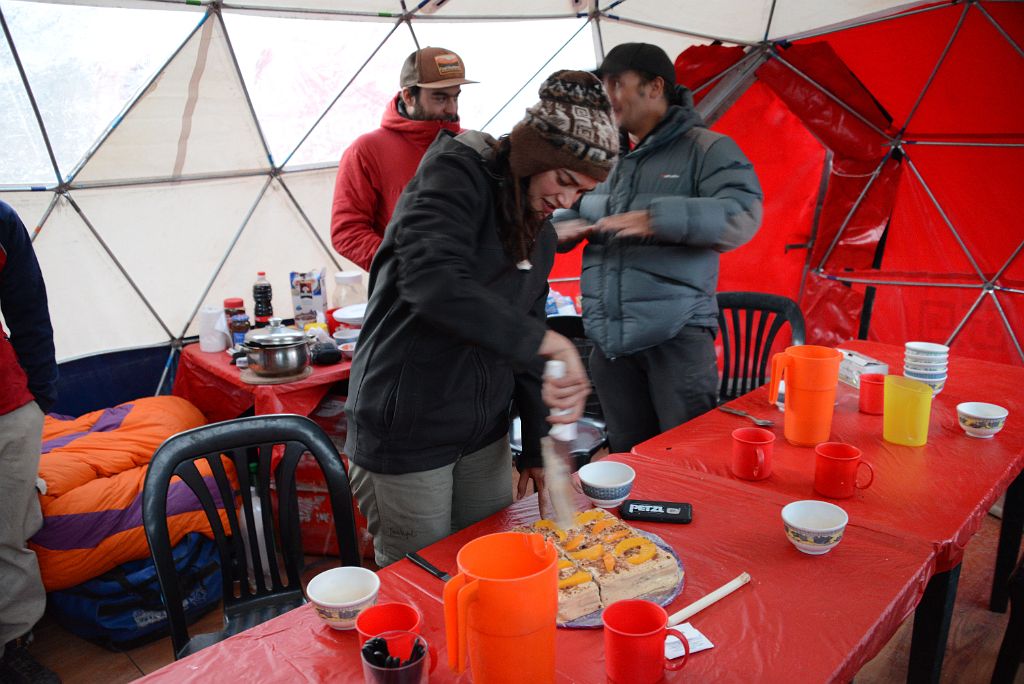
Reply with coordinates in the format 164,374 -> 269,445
553,1 -> 1023,366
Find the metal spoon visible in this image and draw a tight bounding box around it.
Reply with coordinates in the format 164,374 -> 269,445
718,405 -> 775,427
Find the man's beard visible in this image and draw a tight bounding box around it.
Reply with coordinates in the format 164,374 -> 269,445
407,107 -> 458,123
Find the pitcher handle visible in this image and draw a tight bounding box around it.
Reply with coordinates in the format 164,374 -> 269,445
444,572 -> 474,672
769,352 -> 790,406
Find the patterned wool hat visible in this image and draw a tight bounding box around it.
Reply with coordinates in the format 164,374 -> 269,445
509,70 -> 618,182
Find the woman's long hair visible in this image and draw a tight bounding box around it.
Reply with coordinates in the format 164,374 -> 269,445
491,135 -> 547,264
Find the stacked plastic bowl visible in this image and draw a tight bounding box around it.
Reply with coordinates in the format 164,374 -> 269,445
903,341 -> 949,395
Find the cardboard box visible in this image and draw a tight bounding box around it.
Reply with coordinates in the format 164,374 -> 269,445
837,348 -> 889,388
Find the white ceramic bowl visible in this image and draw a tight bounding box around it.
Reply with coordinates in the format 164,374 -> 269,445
306,566 -> 380,630
903,368 -> 948,381
781,500 -> 848,555
339,342 -> 356,359
578,461 -> 635,508
333,303 -> 367,327
956,402 -> 1009,439
905,341 -> 950,357
332,327 -> 360,345
902,372 -> 944,395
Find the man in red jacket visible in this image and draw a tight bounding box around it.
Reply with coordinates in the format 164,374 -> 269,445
330,47 -> 476,271
0,201 -> 60,683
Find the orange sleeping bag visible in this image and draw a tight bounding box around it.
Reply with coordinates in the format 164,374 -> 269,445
31,396 -> 233,591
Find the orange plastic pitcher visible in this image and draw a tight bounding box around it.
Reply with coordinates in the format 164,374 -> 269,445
769,345 -> 843,447
443,532 -> 558,684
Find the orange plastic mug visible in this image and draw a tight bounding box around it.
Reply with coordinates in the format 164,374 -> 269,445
731,427 -> 775,480
814,442 -> 875,498
444,532 -> 558,684
769,345 -> 843,446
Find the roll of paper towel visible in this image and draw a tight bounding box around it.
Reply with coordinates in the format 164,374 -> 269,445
198,306 -> 229,352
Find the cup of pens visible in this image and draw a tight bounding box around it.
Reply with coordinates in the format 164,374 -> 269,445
360,630 -> 434,684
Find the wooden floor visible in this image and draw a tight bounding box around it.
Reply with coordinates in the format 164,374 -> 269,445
25,508 -> 1024,683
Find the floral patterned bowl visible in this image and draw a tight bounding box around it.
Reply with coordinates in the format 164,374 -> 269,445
306,566 -> 379,630
956,402 -> 1008,439
781,500 -> 848,555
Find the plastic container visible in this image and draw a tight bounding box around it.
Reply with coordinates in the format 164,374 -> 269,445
253,271 -> 273,328
228,313 -> 250,346
332,271 -> 366,310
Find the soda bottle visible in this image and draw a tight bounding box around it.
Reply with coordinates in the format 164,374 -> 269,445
253,271 -> 273,328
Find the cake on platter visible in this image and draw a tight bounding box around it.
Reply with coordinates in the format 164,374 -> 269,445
514,508 -> 683,623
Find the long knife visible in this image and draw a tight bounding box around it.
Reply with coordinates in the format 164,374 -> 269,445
405,552 -> 451,581
543,360 -> 579,531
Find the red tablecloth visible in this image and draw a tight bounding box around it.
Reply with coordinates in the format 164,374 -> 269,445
172,344 -> 351,422
139,459 -> 935,683
633,340 -> 1024,572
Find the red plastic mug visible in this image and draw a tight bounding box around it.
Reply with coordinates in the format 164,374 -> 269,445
356,602 -> 422,646
602,599 -> 688,684
814,442 -> 874,499
731,427 -> 775,480
858,374 -> 886,415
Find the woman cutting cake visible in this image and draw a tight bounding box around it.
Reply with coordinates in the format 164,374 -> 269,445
344,71 -> 619,567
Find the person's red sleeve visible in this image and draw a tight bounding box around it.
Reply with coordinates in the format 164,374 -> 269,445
330,142 -> 384,271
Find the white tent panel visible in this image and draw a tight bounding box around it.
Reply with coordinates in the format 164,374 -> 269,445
0,191 -> 53,233
280,167 -> 355,269
596,21 -> 712,65
603,0 -> 771,44
3,1 -> 201,183
219,0 -> 584,18
285,25 -> 417,168
224,11 -> 398,166
73,176 -> 269,338
410,18 -> 595,136
33,196 -> 170,361
0,19 -> 55,186
74,12 -> 269,184
194,177 -> 338,335
767,1 -> 933,40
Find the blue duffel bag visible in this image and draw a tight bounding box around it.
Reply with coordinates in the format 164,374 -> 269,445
48,532 -> 222,650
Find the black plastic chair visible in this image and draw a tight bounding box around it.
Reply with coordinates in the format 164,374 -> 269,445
716,291 -> 806,403
142,414 -> 361,660
991,553 -> 1024,683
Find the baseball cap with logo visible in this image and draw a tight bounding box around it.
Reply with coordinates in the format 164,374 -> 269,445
595,42 -> 676,87
400,47 -> 477,89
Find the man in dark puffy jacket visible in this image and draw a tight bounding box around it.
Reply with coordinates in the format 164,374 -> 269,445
557,43 -> 763,452
0,201 -> 60,683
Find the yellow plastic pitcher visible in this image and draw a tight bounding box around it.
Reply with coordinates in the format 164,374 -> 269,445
882,375 -> 933,446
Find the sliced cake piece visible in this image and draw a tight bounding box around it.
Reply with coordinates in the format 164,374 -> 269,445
556,559 -> 601,622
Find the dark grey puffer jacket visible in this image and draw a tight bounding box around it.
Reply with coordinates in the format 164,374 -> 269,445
563,94 -> 763,357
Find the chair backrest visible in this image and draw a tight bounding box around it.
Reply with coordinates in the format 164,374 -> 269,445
546,314 -> 604,422
716,291 -> 807,403
142,414 -> 361,659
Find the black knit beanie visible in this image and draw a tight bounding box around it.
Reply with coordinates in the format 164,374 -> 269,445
508,70 -> 618,182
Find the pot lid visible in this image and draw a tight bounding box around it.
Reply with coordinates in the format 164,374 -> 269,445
243,318 -> 307,347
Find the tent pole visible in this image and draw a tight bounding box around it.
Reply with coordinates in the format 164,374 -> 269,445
28,192 -> 61,243
592,0 -> 604,62
796,151 -> 833,304
762,0 -> 779,43
275,174 -> 343,272
899,4 -> 968,135
989,291 -> 1024,363
63,192 -> 175,340
903,153 -> 987,282
70,168 -> 270,191
945,289 -> 987,347
814,150 -> 894,271
154,344 -> 180,397
177,176 -> 273,339
991,239 -> 1024,285
976,2 -> 1024,61
770,52 -> 893,141
820,275 -> 982,289
279,18 -> 403,168
596,14 -> 758,48
481,18 -> 592,130
781,2 -> 956,43
695,48 -> 768,126
1,8 -> 62,185
906,141 -> 1024,148
217,6 -> 275,166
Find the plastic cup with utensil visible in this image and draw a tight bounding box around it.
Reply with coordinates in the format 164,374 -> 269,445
360,630 -> 434,684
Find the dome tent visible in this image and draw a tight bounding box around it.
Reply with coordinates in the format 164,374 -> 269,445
0,0 -> 1020,414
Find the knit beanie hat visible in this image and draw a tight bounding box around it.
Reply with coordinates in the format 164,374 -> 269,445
509,70 -> 618,182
